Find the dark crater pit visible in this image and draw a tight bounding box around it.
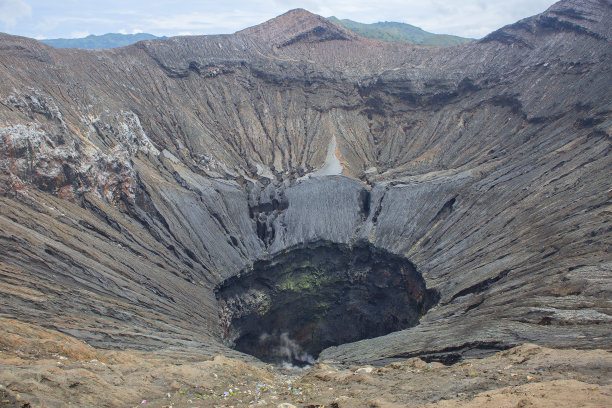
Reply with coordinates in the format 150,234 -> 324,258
215,242 -> 439,365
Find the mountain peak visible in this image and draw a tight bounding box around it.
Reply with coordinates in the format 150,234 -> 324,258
280,8 -> 318,18
237,8 -> 358,47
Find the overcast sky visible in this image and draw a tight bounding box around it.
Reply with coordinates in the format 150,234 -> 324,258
1,0 -> 560,40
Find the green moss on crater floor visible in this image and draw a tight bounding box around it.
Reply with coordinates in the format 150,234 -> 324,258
216,241 -> 439,364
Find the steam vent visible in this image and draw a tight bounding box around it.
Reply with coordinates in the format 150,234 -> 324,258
0,0 -> 611,394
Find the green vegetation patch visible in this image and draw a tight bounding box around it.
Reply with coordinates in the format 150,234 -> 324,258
328,17 -> 474,46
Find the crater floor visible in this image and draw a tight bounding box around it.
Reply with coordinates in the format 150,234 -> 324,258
216,242 -> 438,364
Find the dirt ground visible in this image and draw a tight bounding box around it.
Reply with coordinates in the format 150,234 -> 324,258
0,317 -> 610,408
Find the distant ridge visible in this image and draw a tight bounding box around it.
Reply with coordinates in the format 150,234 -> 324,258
41,33 -> 161,49
328,17 -> 473,46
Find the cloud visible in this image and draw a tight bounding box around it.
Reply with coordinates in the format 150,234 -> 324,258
69,30 -> 90,38
34,14 -> 121,37
142,11 -> 271,35
4,0 -> 560,40
0,0 -> 31,27
120,28 -> 144,34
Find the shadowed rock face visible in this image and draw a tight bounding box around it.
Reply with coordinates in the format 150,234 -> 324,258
0,0 -> 610,364
216,241 -> 439,363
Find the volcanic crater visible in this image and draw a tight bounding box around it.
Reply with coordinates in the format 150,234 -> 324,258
0,0 -> 610,377
216,241 -> 439,364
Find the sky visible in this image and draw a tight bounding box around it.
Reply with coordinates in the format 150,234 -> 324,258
1,0 -> 560,40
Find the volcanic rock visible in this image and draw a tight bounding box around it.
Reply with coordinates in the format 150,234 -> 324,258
0,0 -> 610,370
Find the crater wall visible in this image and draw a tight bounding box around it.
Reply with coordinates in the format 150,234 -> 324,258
0,0 -> 610,364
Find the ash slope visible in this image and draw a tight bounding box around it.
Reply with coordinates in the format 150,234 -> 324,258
0,0 -> 610,364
